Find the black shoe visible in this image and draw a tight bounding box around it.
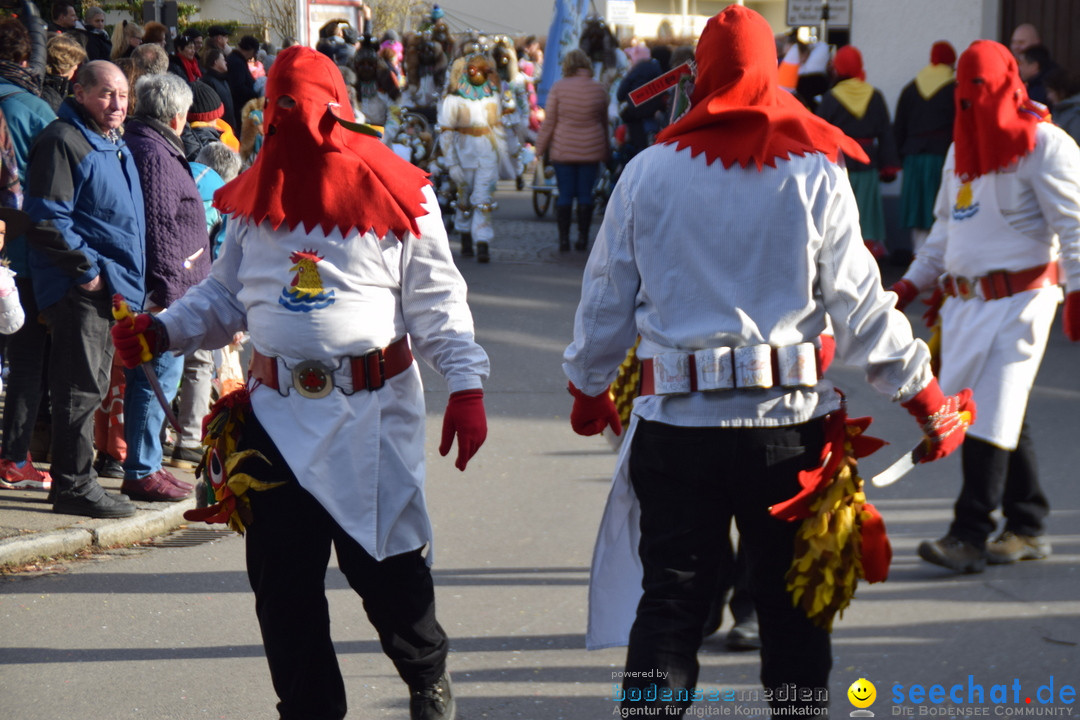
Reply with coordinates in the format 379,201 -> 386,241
918,535 -> 986,574
53,492 -> 136,519
168,445 -> 203,470
94,453 -> 125,480
476,241 -> 490,263
460,233 -> 474,257
725,619 -> 761,651
410,672 -> 456,720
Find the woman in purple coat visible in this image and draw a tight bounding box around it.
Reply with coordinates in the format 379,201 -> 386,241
121,72 -> 212,502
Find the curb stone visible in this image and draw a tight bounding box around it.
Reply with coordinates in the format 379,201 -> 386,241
0,498 -> 195,567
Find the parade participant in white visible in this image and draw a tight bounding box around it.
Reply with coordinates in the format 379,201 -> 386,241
564,7 -> 974,717
438,47 -> 503,263
112,46 -> 486,720
892,40 -> 1080,575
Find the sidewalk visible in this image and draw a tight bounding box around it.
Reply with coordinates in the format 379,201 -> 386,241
0,466 -> 200,567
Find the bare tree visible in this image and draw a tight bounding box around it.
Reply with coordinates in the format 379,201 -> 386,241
232,0 -> 297,44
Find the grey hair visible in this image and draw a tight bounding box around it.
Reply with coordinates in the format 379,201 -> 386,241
134,72 -> 193,124
84,6 -> 105,23
195,141 -> 242,182
131,42 -> 169,74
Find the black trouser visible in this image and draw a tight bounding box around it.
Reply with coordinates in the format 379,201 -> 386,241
41,285 -> 113,500
623,419 -> 831,717
950,419 -> 1048,547
1,276 -> 50,463
241,414 -> 448,720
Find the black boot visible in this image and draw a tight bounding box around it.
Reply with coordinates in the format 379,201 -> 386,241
556,205 -> 572,251
476,241 -> 490,263
460,232 -> 474,257
575,204 -> 593,251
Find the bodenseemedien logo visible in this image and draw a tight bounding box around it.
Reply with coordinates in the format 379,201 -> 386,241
849,678 -> 878,717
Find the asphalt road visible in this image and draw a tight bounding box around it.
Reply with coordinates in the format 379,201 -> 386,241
1,182 -> 1078,719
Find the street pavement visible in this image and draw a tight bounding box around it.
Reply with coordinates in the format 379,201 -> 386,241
1,181 -> 1078,719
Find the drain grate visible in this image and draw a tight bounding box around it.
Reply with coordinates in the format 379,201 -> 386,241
146,527 -> 237,548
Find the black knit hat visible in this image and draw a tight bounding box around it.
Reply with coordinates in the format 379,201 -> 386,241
207,25 -> 230,38
188,82 -> 224,123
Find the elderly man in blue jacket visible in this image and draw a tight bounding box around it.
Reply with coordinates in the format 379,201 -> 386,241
25,60 -> 145,519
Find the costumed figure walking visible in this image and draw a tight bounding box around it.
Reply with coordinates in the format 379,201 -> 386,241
891,41 -> 1080,574
816,45 -> 902,261
563,8 -> 975,717
110,46 -> 489,720
895,41 -> 957,257
437,44 -> 502,263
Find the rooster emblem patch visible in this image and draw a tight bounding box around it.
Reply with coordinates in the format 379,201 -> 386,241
951,181 -> 979,221
279,249 -> 336,312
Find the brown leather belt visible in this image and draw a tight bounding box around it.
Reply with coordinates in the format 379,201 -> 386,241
942,262 -> 1059,301
250,336 -> 412,398
456,126 -> 491,136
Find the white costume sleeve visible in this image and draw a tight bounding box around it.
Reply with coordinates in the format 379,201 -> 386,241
158,220 -> 248,354
401,186 -> 489,393
819,169 -> 934,401
1026,126 -> 1080,292
563,178 -> 641,397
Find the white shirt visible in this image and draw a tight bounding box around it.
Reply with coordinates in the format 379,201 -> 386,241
159,186 -> 489,559
905,123 -> 1080,293
563,143 -> 932,428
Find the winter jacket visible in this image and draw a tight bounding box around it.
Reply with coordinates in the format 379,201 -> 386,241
23,97 -> 145,311
535,70 -> 609,164
225,52 -> 257,130
84,28 -> 112,62
124,116 -> 212,309
199,72 -> 238,135
1053,94 -> 1080,147
0,77 -> 56,276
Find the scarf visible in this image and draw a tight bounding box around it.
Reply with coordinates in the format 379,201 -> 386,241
179,54 -> 202,83
656,6 -> 866,169
830,78 -> 875,119
952,40 -> 1048,182
0,59 -> 41,96
914,64 -> 955,100
214,46 -> 428,239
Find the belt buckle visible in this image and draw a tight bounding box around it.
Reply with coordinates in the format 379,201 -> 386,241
955,276 -> 976,300
292,360 -> 335,399
362,347 -> 386,391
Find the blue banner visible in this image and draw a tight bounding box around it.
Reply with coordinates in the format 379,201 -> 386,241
537,0 -> 592,107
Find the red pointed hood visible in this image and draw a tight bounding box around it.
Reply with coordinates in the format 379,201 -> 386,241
214,46 -> 429,239
655,5 -> 867,169
952,40 -> 1048,181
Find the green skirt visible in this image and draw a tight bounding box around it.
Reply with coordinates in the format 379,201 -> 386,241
848,168 -> 886,243
900,153 -> 946,230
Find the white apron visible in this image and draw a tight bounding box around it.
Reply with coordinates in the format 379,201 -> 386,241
937,174 -> 1062,450
586,415 -> 643,650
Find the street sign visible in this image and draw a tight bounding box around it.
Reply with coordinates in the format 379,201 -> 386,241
607,0 -> 636,27
786,0 -> 851,29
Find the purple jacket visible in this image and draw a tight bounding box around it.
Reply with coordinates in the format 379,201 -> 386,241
124,117 -> 212,308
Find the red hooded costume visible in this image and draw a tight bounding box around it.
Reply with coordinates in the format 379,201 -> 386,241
214,46 -> 430,239
656,6 -> 867,169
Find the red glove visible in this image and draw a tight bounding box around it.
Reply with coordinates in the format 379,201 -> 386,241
901,379 -> 977,463
879,167 -> 900,183
816,334 -> 835,375
890,279 -> 919,311
439,389 -> 487,471
568,382 -> 622,437
921,286 -> 945,328
110,312 -> 158,369
1064,291 -> 1080,342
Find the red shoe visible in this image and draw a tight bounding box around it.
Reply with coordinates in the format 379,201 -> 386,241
121,469 -> 192,502
0,454 -> 52,490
